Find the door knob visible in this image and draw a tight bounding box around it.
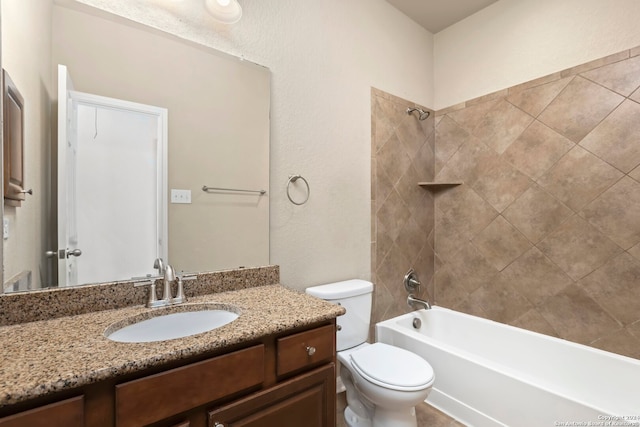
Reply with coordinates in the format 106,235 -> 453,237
67,249 -> 82,258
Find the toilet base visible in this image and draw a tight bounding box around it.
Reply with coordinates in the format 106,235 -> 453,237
343,404 -> 418,427
344,406 -> 371,427
373,405 -> 418,427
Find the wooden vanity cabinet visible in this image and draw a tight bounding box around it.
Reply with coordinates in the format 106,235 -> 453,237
115,345 -> 266,427
0,396 -> 84,427
0,321 -> 336,427
208,364 -> 334,427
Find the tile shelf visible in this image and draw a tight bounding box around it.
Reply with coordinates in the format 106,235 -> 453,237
418,182 -> 463,190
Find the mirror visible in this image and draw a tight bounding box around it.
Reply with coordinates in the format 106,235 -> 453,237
1,0 -> 270,292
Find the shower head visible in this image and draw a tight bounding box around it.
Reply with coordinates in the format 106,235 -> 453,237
406,107 -> 430,121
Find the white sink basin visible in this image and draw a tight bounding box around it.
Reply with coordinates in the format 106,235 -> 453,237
105,306 -> 239,343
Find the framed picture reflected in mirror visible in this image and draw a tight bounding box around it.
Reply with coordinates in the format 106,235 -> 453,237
3,69 -> 26,206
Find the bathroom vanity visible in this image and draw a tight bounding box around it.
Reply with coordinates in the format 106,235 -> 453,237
0,282 -> 344,427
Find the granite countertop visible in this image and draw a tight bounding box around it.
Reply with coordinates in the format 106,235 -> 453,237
0,284 -> 345,408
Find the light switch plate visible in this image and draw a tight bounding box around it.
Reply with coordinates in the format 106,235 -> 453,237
3,218 -> 8,240
171,189 -> 192,204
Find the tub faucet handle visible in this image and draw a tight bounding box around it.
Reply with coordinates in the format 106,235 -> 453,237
404,268 -> 421,292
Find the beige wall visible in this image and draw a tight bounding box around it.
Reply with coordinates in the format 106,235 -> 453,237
1,0 -> 53,289
434,0 -> 640,109
72,0 -> 436,290
52,5 -> 270,274
433,48 -> 640,359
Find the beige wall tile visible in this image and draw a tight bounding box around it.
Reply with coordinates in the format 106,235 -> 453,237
510,309 -> 559,337
371,89 -> 435,327
538,76 -> 624,143
447,99 -> 499,134
502,247 -> 573,306
582,54 -> 640,97
436,139 -> 499,185
580,177 -> 640,250
502,185 -> 573,243
580,100 -> 640,173
434,116 -> 472,173
378,50 -> 640,357
507,76 -> 572,118
579,253 -> 640,326
537,145 -> 624,211
537,215 -> 622,280
472,160 -> 532,212
502,120 -> 574,180
537,285 -> 621,345
377,133 -> 412,185
467,276 -> 533,323
471,99 -> 534,154
472,216 -> 532,271
437,186 -> 498,239
628,243 -> 640,262
630,164 -> 640,183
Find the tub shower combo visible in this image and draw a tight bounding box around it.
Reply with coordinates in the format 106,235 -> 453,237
377,279 -> 640,426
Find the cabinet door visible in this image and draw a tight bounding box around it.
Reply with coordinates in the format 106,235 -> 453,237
0,396 -> 84,427
116,345 -> 264,427
208,364 -> 335,427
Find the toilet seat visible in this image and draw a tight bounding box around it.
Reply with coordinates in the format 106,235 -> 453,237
349,342 -> 434,392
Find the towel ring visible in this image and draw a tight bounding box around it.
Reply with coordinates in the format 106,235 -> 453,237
287,175 -> 310,205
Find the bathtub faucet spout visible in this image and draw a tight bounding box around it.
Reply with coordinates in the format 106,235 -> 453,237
407,294 -> 431,310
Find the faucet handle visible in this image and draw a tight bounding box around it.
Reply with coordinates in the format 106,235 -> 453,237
134,278 -> 160,307
404,268 -> 421,292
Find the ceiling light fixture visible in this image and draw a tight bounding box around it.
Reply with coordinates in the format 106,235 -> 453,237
205,0 -> 242,24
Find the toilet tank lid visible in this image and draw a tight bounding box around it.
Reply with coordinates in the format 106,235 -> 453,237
305,279 -> 373,299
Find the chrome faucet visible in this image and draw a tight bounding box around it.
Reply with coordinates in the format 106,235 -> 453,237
134,261 -> 188,308
153,257 -> 165,276
404,268 -> 432,310
407,294 -> 431,310
162,264 -> 176,304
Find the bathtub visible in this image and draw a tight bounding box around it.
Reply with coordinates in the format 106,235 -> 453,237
375,307 -> 640,427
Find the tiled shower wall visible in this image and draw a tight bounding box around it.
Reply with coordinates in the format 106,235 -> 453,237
433,47 -> 640,359
371,88 -> 435,331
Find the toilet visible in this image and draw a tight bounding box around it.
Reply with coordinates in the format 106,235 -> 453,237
306,279 -> 434,427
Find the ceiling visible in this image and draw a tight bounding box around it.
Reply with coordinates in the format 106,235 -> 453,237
385,0 -> 499,33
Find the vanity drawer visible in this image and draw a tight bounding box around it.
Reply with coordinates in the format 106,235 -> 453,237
115,344 -> 264,427
0,395 -> 84,427
277,325 -> 335,377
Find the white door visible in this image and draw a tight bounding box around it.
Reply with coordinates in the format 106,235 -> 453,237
56,65 -> 168,287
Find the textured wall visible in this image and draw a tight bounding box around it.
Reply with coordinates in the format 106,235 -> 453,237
370,88 -> 434,332
433,48 -> 640,359
434,0 -> 640,109
2,0 -> 53,289
72,0 -> 435,290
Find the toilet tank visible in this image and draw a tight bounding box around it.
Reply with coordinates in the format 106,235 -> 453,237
306,279 -> 373,351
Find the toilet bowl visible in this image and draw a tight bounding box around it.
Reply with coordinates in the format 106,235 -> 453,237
306,280 -> 435,427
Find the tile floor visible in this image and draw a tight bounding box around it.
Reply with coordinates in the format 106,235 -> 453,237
336,392 -> 464,427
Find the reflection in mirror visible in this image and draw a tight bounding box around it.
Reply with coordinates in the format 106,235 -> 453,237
1,0 -> 270,292
57,65 -> 168,286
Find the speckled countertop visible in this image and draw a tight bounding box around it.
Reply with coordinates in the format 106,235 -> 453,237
0,284 -> 345,408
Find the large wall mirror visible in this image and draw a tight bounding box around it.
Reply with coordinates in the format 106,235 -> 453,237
1,0 -> 270,292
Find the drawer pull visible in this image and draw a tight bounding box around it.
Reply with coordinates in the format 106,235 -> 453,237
214,423 -> 224,427
306,346 -> 316,356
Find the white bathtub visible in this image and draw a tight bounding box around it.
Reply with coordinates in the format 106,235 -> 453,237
375,307 -> 640,427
